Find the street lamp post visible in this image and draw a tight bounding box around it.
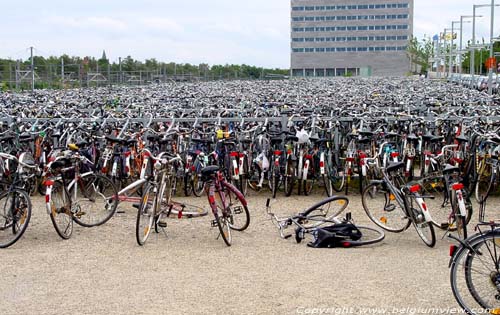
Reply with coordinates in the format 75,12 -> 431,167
459,16 -> 474,75
471,4 -> 499,88
444,28 -> 453,77
450,21 -> 462,78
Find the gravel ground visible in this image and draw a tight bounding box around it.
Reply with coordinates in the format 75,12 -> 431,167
0,189 -> 496,315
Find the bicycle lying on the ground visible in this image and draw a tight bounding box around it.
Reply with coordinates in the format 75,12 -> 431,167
266,195 -> 384,247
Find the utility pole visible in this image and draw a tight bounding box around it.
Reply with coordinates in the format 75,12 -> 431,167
61,58 -> 64,88
471,5 -> 477,87
119,57 -> 123,84
488,0 -> 495,95
459,17 -> 472,75
15,60 -> 20,90
30,46 -> 34,92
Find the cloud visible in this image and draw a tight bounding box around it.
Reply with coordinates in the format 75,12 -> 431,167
141,17 -> 184,33
42,15 -> 127,32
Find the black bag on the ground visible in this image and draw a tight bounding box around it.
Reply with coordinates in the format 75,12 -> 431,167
307,223 -> 362,248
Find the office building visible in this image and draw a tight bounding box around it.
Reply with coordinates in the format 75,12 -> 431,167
290,0 -> 414,76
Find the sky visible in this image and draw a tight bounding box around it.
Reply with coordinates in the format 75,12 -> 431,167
0,0 -> 498,68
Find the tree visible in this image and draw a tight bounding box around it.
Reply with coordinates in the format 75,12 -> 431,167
407,36 -> 434,74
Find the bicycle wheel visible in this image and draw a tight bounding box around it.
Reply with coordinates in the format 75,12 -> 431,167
239,155 -> 249,196
448,190 -> 471,239
361,183 -> 411,233
48,181 -> 73,239
183,173 -> 192,197
136,183 -> 156,246
463,232 -> 500,312
284,159 -> 295,197
224,184 -> 250,231
71,174 -> 118,227
302,177 -> 314,196
412,220 -> 436,248
191,172 -> 205,197
450,233 -> 499,314
420,175 -> 449,229
322,174 -> 333,197
213,191 -> 232,246
331,161 -> 345,193
340,225 -> 385,247
269,164 -> 280,199
300,195 -> 349,229
0,189 -> 31,248
475,163 -> 492,203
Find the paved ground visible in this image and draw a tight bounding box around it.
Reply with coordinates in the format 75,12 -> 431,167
0,189 -> 495,315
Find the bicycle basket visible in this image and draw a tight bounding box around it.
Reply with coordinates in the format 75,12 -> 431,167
307,223 -> 362,248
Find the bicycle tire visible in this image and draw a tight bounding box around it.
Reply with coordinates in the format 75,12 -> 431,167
211,184 -> 232,246
463,232 -> 500,312
270,163 -> 280,198
412,220 -> 436,248
284,159 -> 295,197
331,161 -> 345,193
223,183 -> 250,231
300,195 -> 349,229
240,155 -> 249,196
191,172 -> 204,197
71,174 -> 119,227
136,183 -> 156,246
48,181 -> 73,239
475,162 -> 492,203
0,189 -> 32,248
303,178 -> 314,196
322,174 -> 333,197
341,225 -> 385,247
449,232 -> 500,315
183,173 -> 192,197
361,182 -> 410,233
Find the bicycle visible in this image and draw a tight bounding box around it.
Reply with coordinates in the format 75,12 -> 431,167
361,161 -> 437,247
266,195 -> 384,247
448,223 -> 500,314
0,152 -> 34,248
44,147 -> 119,239
135,152 -> 181,245
200,165 -> 250,246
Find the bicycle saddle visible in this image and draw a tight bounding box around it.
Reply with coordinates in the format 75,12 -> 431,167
386,162 -> 405,173
455,135 -> 468,143
285,135 -> 299,142
407,134 -> 419,142
192,138 -> 213,144
50,158 -> 72,170
200,165 -> 219,182
442,164 -> 460,175
422,134 -> 435,141
430,136 -> 444,143
270,137 -> 282,144
105,136 -> 122,143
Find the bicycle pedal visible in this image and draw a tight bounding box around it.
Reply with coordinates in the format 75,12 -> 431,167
211,220 -> 218,227
440,223 -> 450,229
74,211 -> 86,218
232,206 -> 242,215
157,221 -> 167,228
